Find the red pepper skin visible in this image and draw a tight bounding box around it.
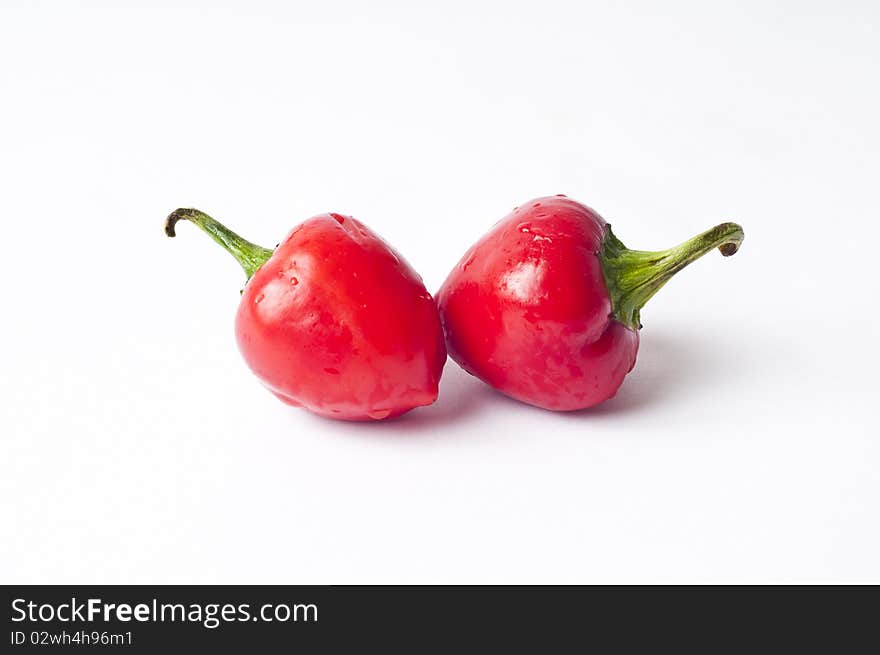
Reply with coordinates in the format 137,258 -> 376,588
437,196 -> 743,411
437,197 -> 637,410
236,213 -> 446,420
167,209 -> 446,421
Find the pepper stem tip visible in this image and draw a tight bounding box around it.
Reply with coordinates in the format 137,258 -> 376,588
164,207 -> 198,238
163,207 -> 274,280
599,221 -> 744,330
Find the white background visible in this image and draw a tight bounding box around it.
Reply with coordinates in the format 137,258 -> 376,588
2,0 -> 878,583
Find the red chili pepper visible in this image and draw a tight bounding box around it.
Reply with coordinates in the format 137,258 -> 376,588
166,208 -> 446,421
436,195 -> 744,411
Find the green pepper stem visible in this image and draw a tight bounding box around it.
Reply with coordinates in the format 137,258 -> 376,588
599,221 -> 744,330
165,208 -> 274,279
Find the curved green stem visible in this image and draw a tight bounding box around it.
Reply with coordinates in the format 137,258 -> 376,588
165,208 -> 274,280
599,221 -> 744,330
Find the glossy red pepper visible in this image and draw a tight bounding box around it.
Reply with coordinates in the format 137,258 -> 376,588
166,208 -> 446,421
436,196 -> 744,411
